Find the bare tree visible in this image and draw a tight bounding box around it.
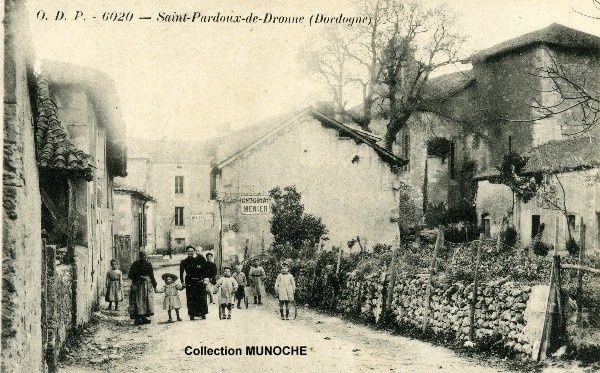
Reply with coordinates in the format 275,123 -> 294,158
378,1 -> 465,150
301,0 -> 465,148
528,49 -> 600,136
299,26 -> 358,117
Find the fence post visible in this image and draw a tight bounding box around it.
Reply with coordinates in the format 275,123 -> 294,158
469,233 -> 484,342
422,227 -> 442,332
44,245 -> 58,372
576,223 -> 586,324
382,245 -> 400,325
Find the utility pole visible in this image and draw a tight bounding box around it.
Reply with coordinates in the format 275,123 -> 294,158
217,198 -> 224,275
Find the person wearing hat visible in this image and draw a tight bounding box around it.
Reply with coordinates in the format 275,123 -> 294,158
156,273 -> 184,322
180,246 -> 209,320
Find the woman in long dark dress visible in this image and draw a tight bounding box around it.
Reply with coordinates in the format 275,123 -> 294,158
128,252 -> 158,325
180,246 -> 209,320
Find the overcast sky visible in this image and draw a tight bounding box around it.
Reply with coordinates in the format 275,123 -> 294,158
26,0 -> 600,141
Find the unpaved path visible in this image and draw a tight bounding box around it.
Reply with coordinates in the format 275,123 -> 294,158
58,265 -> 586,373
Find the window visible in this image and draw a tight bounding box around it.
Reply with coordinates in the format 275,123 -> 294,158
532,215 -> 541,238
482,214 -> 491,238
175,207 -> 184,226
508,136 -> 513,153
567,214 -> 576,232
175,176 -> 184,194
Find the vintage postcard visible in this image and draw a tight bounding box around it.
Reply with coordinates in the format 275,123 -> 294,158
2,0 -> 600,372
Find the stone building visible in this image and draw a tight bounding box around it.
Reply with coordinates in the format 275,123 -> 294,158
39,59 -> 128,325
467,24 -> 600,251
362,23 -> 600,251
2,2 -> 127,368
3,1 -> 43,371
117,138 -> 216,253
113,185 -> 156,272
210,107 -> 407,266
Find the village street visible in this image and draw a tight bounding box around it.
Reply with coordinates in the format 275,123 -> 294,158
57,264 -> 525,373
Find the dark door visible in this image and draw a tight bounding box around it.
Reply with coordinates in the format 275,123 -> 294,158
532,215 -> 541,238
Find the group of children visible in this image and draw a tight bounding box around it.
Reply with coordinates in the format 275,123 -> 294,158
104,258 -> 296,322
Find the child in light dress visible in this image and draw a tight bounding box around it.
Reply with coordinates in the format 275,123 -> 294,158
155,273 -> 184,322
216,267 -> 238,320
105,259 -> 123,310
274,263 -> 296,320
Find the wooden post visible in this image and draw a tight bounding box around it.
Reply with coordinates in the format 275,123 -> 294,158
469,233 -> 484,342
382,245 -> 400,324
538,254 -> 563,360
422,227 -> 442,332
576,223 -> 586,324
554,215 -> 559,256
335,246 -> 342,276
495,216 -> 505,253
309,237 -> 322,304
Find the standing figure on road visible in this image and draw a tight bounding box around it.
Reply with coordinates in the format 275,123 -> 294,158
155,273 -> 183,322
274,262 -> 296,320
204,252 -> 218,304
216,267 -> 238,319
180,246 -> 209,320
249,258 -> 266,305
233,265 -> 247,309
105,259 -> 123,311
128,252 -> 158,325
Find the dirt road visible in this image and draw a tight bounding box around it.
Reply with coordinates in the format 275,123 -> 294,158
57,265 -> 545,372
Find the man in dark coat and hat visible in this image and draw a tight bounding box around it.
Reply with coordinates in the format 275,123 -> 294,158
180,246 -> 208,319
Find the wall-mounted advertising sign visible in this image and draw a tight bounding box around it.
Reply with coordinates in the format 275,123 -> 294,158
240,195 -> 271,215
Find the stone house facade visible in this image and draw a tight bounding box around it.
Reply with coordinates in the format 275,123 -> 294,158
3,1 -> 43,371
210,107 -> 407,267
113,186 -> 156,272
467,24 -> 600,251
117,138 -> 216,253
2,2 -> 127,368
369,23 -> 600,250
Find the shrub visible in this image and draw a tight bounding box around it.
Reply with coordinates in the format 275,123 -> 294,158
445,200 -> 477,224
424,202 -> 447,227
533,240 -> 551,256
566,237 -> 580,256
500,226 -> 518,251
444,223 -> 481,243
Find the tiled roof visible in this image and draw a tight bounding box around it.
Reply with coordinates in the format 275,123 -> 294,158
421,70 -> 475,102
113,183 -> 155,201
471,23 -> 600,63
42,60 -> 127,177
213,107 -> 407,171
523,136 -> 600,174
35,74 -> 94,180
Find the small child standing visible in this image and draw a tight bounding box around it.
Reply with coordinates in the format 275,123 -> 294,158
274,263 -> 296,320
233,265 -> 247,309
216,267 -> 238,319
156,273 -> 184,322
105,259 -> 123,310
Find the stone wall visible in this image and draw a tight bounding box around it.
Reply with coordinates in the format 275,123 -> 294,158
2,1 -> 44,371
292,266 -> 541,359
55,265 -> 74,349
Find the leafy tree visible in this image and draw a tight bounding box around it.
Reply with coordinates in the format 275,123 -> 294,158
269,186 -> 328,260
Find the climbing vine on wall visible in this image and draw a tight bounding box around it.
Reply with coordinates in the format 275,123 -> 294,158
498,152 -> 544,203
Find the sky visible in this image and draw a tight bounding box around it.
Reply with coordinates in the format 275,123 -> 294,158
25,0 -> 600,141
